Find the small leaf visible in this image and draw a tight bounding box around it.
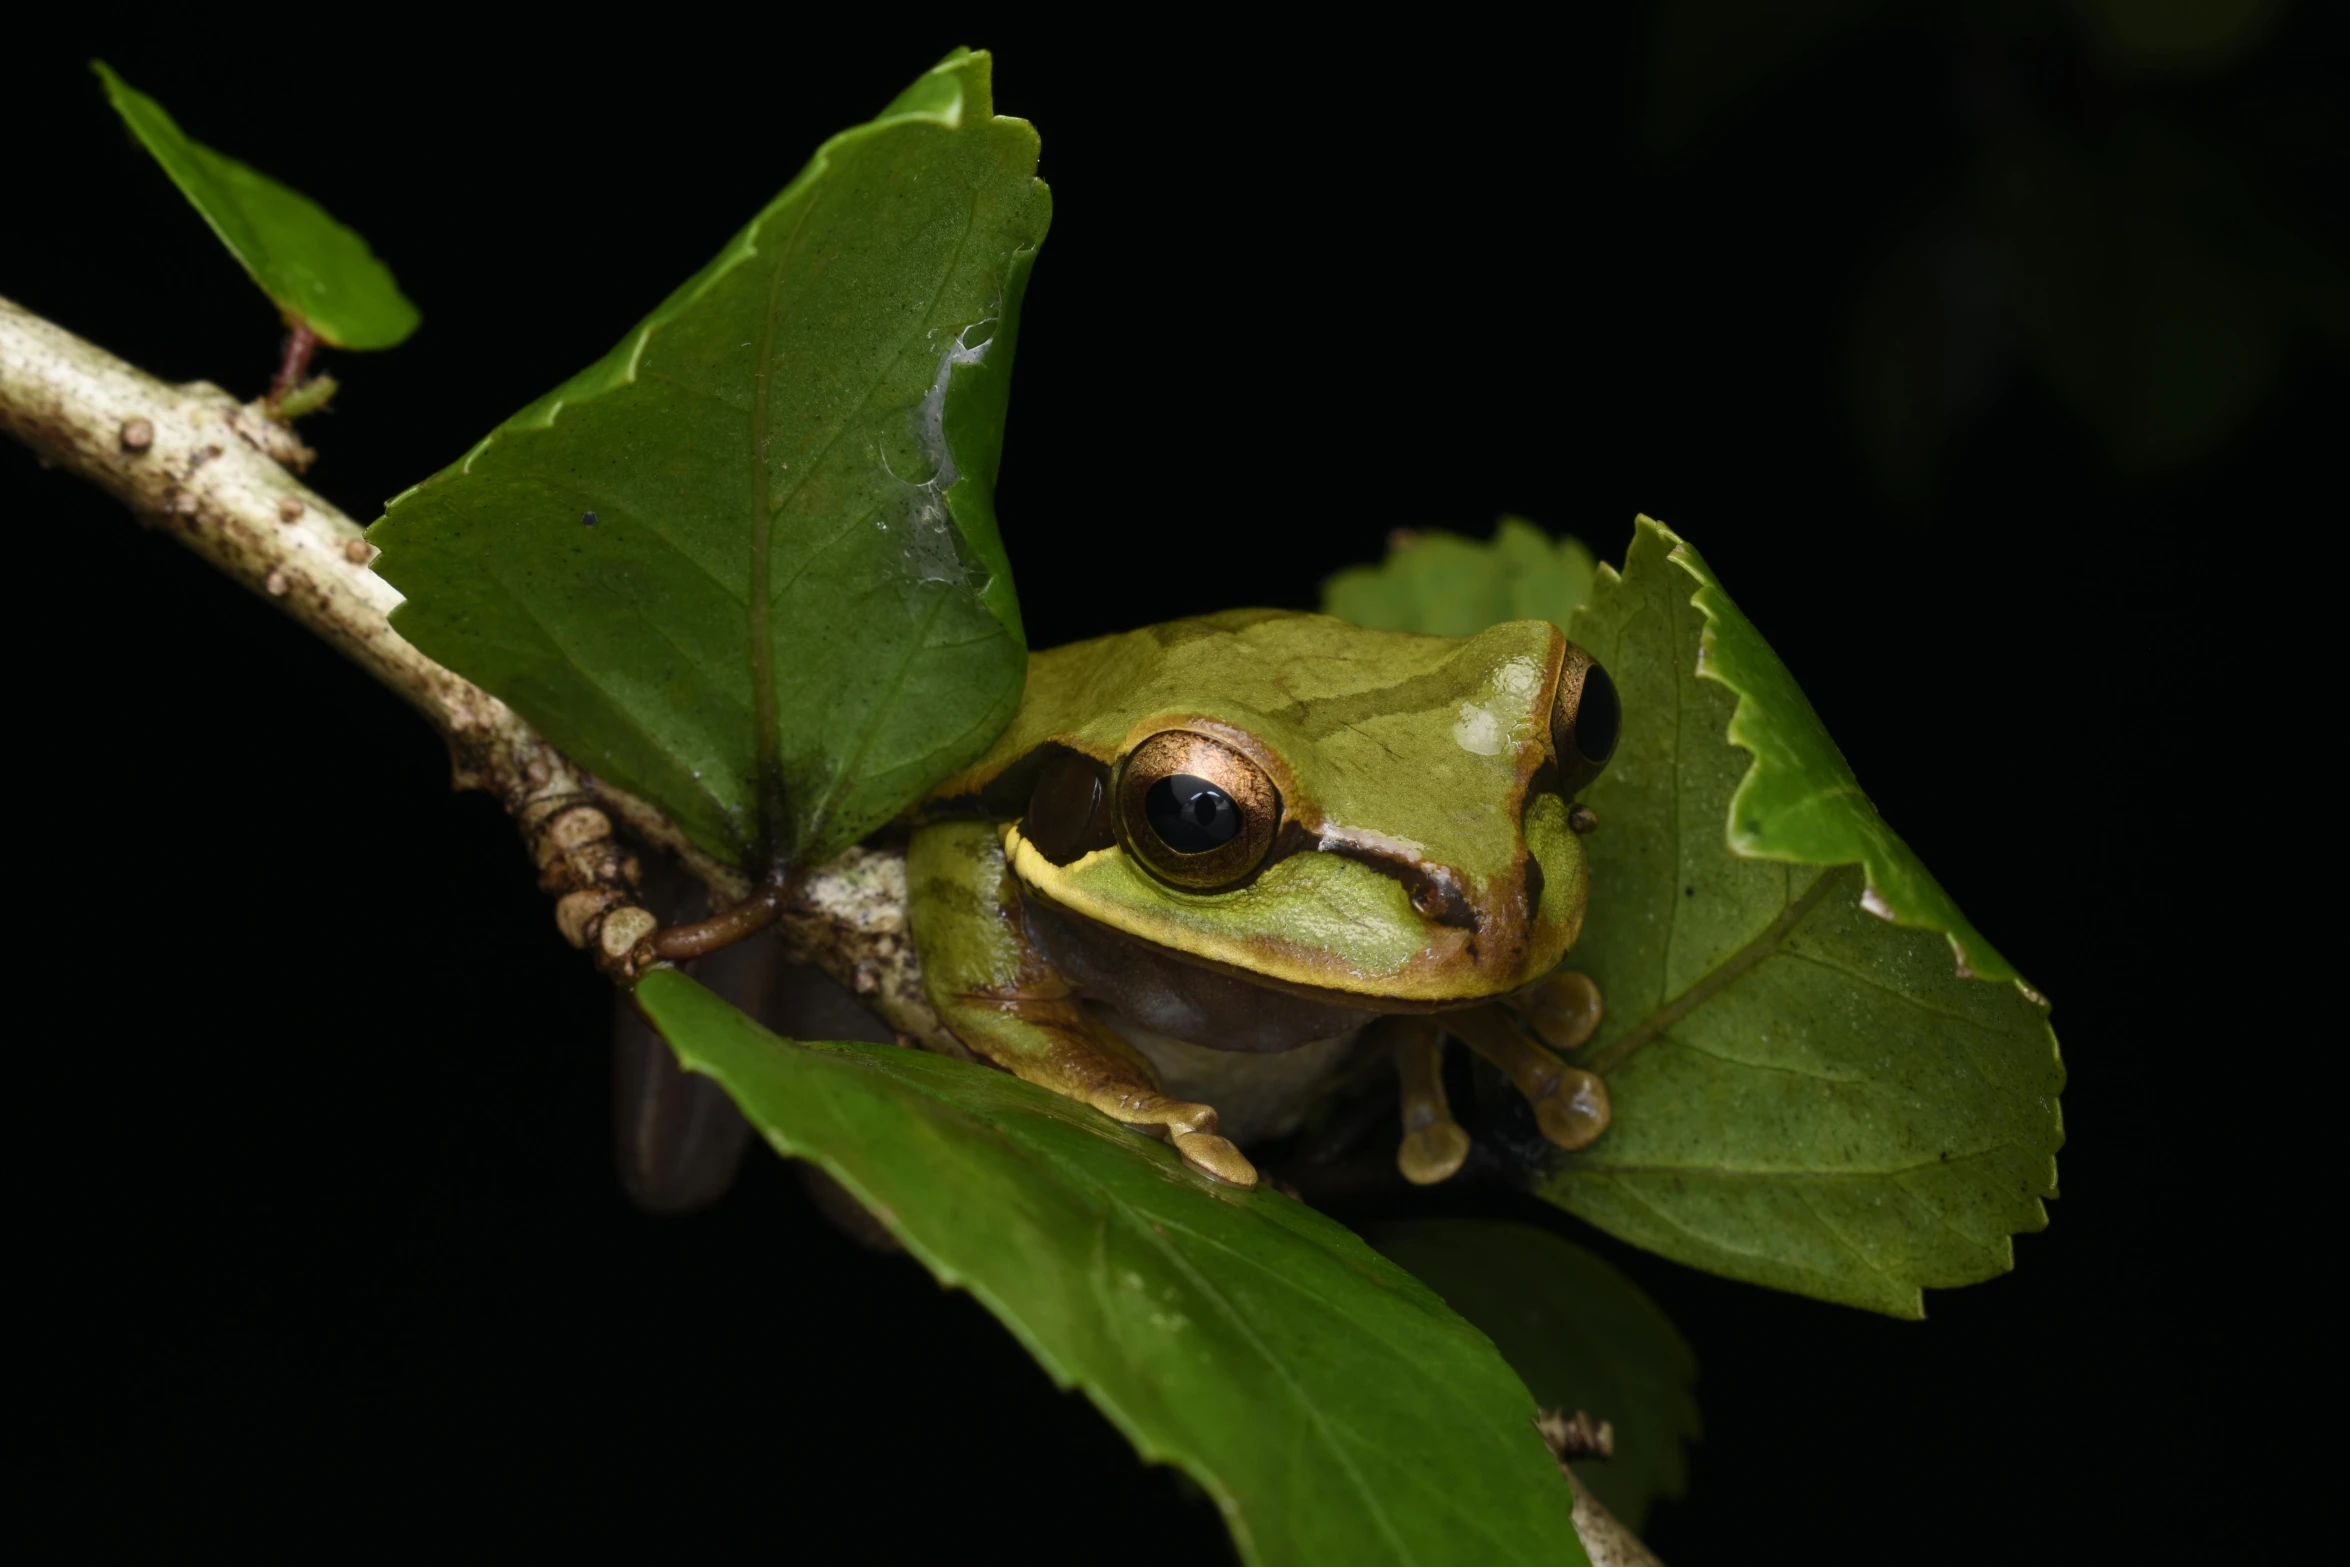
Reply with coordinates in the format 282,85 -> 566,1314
371,50 -> 1046,869
1325,518 -> 2064,1316
1322,517 -> 1594,638
1369,1220 -> 1699,1533
637,970 -> 1590,1567
93,61 -> 419,350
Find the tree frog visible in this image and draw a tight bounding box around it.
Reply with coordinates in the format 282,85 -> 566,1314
908,609 -> 1621,1188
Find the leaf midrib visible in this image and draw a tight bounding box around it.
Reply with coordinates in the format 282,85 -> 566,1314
1126,1216 -> 1424,1565
743,188 -> 824,874
1586,864 -> 1853,1076
742,181 -> 988,866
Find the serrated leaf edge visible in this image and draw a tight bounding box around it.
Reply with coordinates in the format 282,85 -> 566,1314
1620,514 -> 2044,1005
379,49 -> 1021,506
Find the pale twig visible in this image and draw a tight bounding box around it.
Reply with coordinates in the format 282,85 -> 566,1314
0,292 -> 949,1050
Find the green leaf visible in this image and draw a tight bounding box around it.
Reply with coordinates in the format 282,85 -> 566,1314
1322,518 -> 1594,638
370,50 -> 1046,869
1368,1220 -> 1699,1533
1325,517 -> 2064,1317
93,61 -> 418,350
636,969 -> 1590,1567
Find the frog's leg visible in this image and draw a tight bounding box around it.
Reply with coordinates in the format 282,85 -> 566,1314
1449,1003 -> 1611,1151
1382,1016 -> 1472,1185
907,821 -> 1259,1188
1382,974 -> 1610,1181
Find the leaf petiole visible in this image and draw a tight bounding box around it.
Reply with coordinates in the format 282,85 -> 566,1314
268,318 -> 319,399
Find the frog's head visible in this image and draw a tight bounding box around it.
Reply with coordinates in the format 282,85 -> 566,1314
932,610 -> 1620,1009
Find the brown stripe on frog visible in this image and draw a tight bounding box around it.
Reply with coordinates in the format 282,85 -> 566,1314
1313,838 -> 1482,932
1097,716 -> 1501,921
943,697 -> 1562,990
1091,708 -> 1520,938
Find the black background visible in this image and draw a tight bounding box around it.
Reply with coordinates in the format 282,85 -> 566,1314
8,10 -> 2334,1559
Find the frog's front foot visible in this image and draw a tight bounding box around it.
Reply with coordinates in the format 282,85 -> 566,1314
1171,1127 -> 1260,1187
1388,973 -> 1611,1185
1107,1086 -> 1259,1187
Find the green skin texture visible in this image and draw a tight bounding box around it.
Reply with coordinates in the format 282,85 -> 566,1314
908,609 -> 1591,1079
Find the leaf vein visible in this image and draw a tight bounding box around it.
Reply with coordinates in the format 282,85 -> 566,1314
1587,864 -> 1853,1076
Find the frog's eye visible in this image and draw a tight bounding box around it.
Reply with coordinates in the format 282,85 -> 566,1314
1553,644 -> 1620,795
1117,731 -> 1282,890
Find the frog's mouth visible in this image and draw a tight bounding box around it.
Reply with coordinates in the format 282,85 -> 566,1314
1017,884 -> 1504,1055
1002,804 -> 1586,1036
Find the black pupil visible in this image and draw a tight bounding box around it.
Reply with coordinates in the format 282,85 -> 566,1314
1577,662 -> 1621,763
1144,775 -> 1240,853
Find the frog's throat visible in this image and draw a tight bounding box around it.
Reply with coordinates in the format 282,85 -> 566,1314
1016,882 -> 1493,1054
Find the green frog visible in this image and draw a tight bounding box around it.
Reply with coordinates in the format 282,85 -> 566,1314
906,609 -> 1620,1188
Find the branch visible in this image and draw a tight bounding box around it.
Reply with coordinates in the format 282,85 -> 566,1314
1563,1470 -> 1667,1567
5,293 -> 1662,1563
0,293 -> 952,1051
